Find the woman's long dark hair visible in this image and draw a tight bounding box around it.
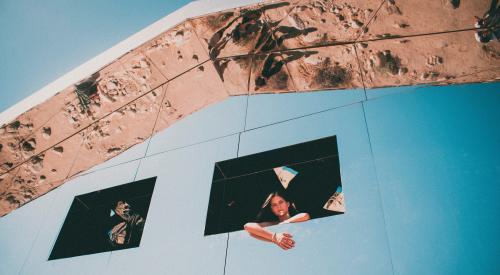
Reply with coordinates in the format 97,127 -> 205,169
255,190 -> 298,223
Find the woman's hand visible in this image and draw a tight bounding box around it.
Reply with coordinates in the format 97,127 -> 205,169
244,222 -> 296,250
272,232 -> 295,250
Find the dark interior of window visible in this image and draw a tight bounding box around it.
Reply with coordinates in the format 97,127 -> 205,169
49,177 -> 156,260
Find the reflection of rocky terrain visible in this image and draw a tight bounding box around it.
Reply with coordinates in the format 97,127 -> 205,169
1,0 -> 499,216
357,31 -> 500,87
270,0 -> 376,47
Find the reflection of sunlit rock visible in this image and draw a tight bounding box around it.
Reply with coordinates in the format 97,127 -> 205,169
194,2 -> 307,58
272,0 -> 378,48
213,56 -> 252,95
360,0 -> 493,40
142,22 -> 208,79
42,127 -> 51,139
98,71 -> 140,104
284,46 -> 363,91
250,53 -> 295,93
357,31 -> 500,88
372,50 -> 403,76
120,51 -> 166,92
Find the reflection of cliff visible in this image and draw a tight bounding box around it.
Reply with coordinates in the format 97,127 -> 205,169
1,0 -> 499,216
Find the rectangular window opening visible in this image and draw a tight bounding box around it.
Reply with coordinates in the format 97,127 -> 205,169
204,136 -> 345,236
48,176 -> 157,260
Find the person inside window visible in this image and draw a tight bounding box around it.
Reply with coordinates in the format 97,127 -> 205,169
244,191 -> 310,250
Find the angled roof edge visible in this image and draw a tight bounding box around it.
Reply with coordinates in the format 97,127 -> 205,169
0,0 -> 262,126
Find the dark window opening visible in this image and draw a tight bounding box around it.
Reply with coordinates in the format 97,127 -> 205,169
205,136 -> 344,236
49,177 -> 156,260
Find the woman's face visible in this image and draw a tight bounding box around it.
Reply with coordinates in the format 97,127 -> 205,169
270,195 -> 290,218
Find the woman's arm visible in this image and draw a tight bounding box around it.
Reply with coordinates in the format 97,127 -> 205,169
279,213 -> 310,224
244,222 -> 295,250
243,223 -> 273,240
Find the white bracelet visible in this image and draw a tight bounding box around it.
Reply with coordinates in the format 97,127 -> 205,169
271,233 -> 277,243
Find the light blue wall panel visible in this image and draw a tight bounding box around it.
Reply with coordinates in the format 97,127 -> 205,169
225,102 -> 394,275
105,135 -> 239,274
147,96 -> 247,156
245,89 -> 364,130
365,85 -> 420,100
0,183 -> 57,275
364,82 -> 500,275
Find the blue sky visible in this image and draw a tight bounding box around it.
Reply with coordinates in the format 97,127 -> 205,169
0,0 -> 192,113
